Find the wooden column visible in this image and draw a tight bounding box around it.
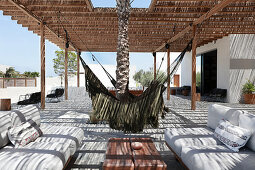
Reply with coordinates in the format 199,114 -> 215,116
153,52 -> 156,80
191,25 -> 197,110
77,51 -> 80,87
65,45 -> 68,100
167,45 -> 170,100
40,21 -> 45,109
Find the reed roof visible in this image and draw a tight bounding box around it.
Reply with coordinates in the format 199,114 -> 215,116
0,0 -> 254,52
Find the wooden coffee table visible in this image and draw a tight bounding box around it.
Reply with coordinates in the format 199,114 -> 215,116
103,138 -> 167,170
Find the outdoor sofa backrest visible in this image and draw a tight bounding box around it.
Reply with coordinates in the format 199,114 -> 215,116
0,105 -> 40,149
55,88 -> 64,98
208,104 -> 255,152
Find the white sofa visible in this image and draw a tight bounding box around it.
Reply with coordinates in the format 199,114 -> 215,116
0,105 -> 84,170
165,104 -> 255,170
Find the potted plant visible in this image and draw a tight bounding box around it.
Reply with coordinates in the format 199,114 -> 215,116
242,80 -> 255,104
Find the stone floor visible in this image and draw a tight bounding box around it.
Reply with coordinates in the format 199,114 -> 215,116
38,93 -> 255,170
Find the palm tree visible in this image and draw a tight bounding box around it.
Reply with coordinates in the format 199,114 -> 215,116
5,67 -> 19,78
115,0 -> 131,101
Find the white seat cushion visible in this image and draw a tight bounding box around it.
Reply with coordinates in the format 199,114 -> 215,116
181,145 -> 255,170
36,124 -> 84,155
165,127 -> 222,157
0,141 -> 70,170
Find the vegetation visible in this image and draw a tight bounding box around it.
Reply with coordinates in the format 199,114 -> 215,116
4,67 -> 19,78
53,49 -> 77,86
242,80 -> 255,94
133,68 -> 167,87
0,67 -> 39,78
23,71 -> 40,78
196,72 -> 201,87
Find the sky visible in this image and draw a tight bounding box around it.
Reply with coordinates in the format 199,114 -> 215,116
0,0 -> 179,77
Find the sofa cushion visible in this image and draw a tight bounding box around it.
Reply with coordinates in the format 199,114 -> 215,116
214,119 -> 251,152
181,145 -> 255,170
8,119 -> 43,147
10,105 -> 41,127
36,124 -> 84,155
239,113 -> 255,151
0,111 -> 12,148
0,141 -> 70,170
207,104 -> 241,129
165,127 -> 222,157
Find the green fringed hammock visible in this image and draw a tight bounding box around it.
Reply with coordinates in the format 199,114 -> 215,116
80,41 -> 192,132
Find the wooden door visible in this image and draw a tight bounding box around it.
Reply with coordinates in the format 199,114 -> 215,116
173,74 -> 180,87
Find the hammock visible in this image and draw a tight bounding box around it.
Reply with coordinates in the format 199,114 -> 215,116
80,41 -> 192,132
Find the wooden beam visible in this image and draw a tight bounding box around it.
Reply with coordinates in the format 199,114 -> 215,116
40,21 -> 45,109
153,52 -> 157,80
85,0 -> 93,12
77,51 -> 80,87
167,46 -> 170,100
65,44 -> 68,100
191,25 -> 197,110
8,0 -> 77,51
149,0 -> 157,12
154,0 -> 237,52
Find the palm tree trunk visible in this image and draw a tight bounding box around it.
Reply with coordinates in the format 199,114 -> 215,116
116,0 -> 131,101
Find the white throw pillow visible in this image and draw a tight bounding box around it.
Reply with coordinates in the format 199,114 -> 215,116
214,119 -> 251,152
207,104 -> 241,129
239,113 -> 255,151
10,105 -> 41,127
8,119 -> 43,147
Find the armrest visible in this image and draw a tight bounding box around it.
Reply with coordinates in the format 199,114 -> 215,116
18,94 -> 30,101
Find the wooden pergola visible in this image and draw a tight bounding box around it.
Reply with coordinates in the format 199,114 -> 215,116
0,0 -> 254,109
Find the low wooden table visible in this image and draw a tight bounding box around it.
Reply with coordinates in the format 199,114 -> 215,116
0,98 -> 11,111
103,138 -> 167,170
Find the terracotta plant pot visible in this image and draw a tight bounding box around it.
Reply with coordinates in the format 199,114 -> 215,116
243,94 -> 255,104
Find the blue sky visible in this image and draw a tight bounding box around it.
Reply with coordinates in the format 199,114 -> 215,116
0,0 -> 159,77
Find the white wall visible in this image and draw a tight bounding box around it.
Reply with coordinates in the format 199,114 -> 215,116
154,52 -> 181,86
229,34 -> 255,103
181,36 -> 230,100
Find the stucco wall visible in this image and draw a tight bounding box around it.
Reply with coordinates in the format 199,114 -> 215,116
229,34 -> 255,103
181,36 -> 230,100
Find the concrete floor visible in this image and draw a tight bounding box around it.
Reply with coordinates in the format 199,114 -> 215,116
38,94 -> 255,170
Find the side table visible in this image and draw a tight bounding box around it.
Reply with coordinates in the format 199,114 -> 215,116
0,98 -> 11,111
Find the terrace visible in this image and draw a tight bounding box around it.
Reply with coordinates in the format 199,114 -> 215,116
1,0 -> 255,169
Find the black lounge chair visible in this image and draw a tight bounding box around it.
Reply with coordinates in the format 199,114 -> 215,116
17,92 -> 41,106
204,88 -> 227,102
46,88 -> 64,102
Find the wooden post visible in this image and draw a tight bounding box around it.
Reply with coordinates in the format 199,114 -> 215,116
191,25 -> 197,110
35,78 -> 37,87
153,52 -> 156,80
2,79 -> 4,88
14,79 -> 16,87
167,45 -> 170,100
25,78 -> 27,87
65,44 -> 68,100
77,51 -> 80,87
40,21 -> 45,109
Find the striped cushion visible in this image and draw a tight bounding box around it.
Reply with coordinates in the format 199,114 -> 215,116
214,119 -> 251,152
10,105 -> 41,127
8,119 -> 42,147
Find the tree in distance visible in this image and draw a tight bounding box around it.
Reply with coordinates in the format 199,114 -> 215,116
133,67 -> 167,87
53,49 -> 77,86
